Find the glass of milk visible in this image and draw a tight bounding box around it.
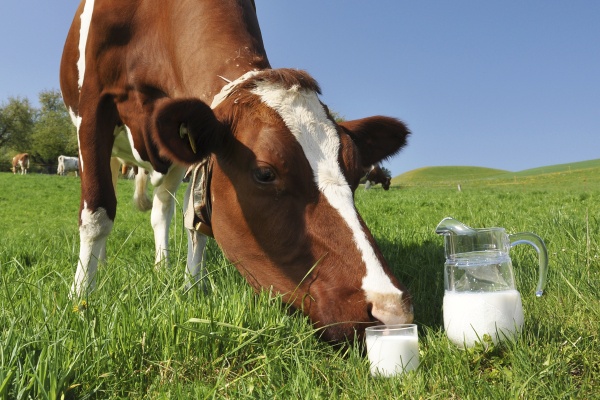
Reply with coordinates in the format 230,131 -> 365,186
435,217 -> 549,348
365,324 -> 419,377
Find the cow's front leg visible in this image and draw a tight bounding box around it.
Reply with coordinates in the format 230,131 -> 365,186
70,101 -> 119,297
72,206 -> 113,295
72,163 -> 116,296
151,165 -> 186,266
71,165 -> 116,295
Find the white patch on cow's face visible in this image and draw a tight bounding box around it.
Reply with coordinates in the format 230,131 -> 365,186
77,0 -> 95,90
250,83 -> 403,299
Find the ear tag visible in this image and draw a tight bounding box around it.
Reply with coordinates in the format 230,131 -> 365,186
179,123 -> 197,153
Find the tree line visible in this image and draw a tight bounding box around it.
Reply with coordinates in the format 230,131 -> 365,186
0,89 -> 77,173
1,92 -> 394,178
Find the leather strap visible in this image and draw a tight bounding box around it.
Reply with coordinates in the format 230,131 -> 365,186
184,157 -> 213,237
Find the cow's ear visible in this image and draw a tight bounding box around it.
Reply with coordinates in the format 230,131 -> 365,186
152,98 -> 226,165
339,116 -> 410,168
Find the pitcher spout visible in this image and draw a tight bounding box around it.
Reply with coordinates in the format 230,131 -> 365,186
435,217 -> 476,236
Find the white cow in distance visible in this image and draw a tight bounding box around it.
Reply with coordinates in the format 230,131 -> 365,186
57,155 -> 79,176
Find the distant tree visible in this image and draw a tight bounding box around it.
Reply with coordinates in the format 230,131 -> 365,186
30,89 -> 77,169
0,97 -> 35,151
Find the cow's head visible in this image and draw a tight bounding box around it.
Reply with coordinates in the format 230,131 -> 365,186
152,69 -> 412,342
382,177 -> 392,190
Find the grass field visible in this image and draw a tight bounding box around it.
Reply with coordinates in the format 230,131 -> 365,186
0,161 -> 598,399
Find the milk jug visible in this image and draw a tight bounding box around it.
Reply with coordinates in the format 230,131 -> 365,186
435,217 -> 548,347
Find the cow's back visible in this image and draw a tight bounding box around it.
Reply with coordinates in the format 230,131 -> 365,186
61,0 -> 269,114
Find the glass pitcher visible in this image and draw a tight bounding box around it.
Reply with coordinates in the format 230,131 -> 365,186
435,217 -> 549,347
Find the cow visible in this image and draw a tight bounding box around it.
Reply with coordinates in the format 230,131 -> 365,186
60,0 -> 413,342
57,155 -> 79,176
364,165 -> 392,190
11,153 -> 29,175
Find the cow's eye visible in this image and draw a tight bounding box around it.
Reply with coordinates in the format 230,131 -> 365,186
253,166 -> 276,183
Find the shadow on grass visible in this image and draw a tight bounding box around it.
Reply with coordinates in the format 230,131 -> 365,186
376,236 -> 446,332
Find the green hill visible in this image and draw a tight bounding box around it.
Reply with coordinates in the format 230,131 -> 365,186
393,166 -> 508,185
509,159 -> 600,177
393,159 -> 600,188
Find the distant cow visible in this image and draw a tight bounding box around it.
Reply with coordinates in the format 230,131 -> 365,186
364,165 -> 391,190
121,162 -> 137,179
61,0 -> 413,342
57,155 -> 79,176
11,153 -> 29,175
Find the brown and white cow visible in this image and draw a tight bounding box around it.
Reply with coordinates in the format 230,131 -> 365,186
60,0 -> 412,341
364,165 -> 392,190
11,153 -> 30,175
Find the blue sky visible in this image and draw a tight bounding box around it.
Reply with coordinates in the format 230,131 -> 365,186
1,1 -> 598,175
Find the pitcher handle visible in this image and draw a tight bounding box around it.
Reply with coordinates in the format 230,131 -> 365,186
509,232 -> 549,297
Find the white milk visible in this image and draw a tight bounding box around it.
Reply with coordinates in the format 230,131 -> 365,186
443,289 -> 524,347
366,335 -> 419,377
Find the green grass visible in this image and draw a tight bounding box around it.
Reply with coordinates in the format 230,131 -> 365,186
1,166 -> 599,399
